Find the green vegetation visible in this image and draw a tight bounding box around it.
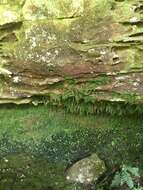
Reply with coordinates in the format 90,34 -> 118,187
41,92 -> 143,115
1,1 -> 143,189
0,105 -> 142,189
111,165 -> 143,190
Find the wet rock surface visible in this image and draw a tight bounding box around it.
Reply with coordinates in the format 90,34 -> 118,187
66,153 -> 106,185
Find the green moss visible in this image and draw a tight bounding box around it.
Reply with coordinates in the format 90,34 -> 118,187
36,87 -> 143,115
22,0 -> 84,20
0,4 -> 22,26
86,76 -> 111,86
0,105 -> 143,189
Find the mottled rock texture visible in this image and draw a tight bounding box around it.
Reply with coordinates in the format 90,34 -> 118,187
0,0 -> 143,111
66,153 -> 106,185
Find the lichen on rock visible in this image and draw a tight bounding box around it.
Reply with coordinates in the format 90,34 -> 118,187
22,0 -> 84,20
1,0 -> 143,113
66,153 -> 106,185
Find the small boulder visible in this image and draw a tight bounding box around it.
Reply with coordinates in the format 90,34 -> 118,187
66,153 -> 106,185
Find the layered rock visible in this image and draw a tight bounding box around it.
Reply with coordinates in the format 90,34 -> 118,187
0,0 -> 143,110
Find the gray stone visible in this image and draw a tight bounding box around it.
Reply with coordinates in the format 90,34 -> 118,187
66,153 -> 106,185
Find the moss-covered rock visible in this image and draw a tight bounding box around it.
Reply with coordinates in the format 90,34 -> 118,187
1,0 -> 143,113
66,153 -> 106,185
0,5 -> 21,26
22,0 -> 84,20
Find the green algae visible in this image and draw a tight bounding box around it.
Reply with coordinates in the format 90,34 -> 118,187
0,105 -> 143,189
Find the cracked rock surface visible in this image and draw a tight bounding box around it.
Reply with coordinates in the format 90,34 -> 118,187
0,0 -> 143,108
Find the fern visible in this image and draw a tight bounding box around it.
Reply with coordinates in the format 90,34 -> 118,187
110,172 -> 121,188
124,165 -> 140,177
110,165 -> 143,190
133,188 -> 143,190
120,170 -> 134,189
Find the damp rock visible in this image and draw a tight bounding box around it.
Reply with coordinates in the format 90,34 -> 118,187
66,153 -> 106,185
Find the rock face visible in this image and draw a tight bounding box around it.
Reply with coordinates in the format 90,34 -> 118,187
66,153 -> 106,185
0,0 -> 143,112
22,0 -> 84,20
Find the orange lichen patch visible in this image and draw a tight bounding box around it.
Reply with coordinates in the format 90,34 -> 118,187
27,5 -> 38,13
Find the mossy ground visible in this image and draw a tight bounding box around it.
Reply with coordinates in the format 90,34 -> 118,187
0,104 -> 142,189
